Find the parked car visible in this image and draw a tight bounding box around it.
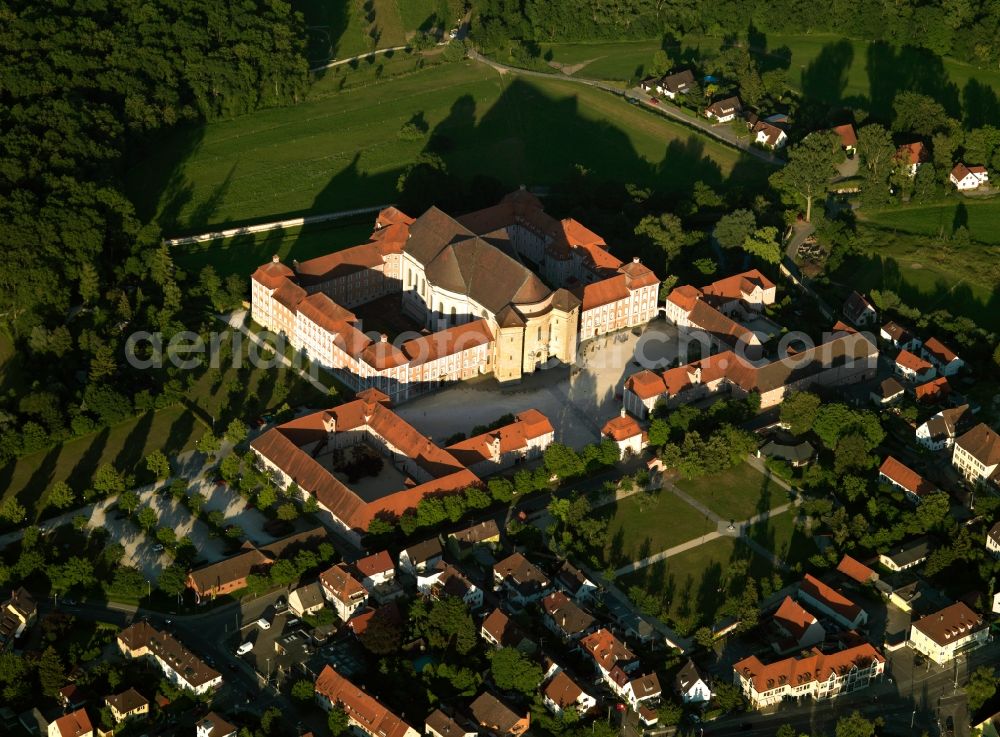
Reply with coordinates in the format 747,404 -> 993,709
237,642 -> 254,655
648,96 -> 660,105
153,543 -> 165,552
256,618 -> 271,630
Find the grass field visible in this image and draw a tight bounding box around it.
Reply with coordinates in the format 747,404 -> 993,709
600,490 -> 716,567
130,59 -> 769,234
675,462 -> 791,523
747,511 -> 816,570
860,198 -> 1000,244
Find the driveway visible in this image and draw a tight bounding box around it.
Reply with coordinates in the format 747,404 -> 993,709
397,321 -> 678,447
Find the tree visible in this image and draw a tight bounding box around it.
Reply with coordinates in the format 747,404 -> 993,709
892,92 -> 955,137
291,678 -> 315,702
489,647 -> 544,695
156,526 -> 177,548
650,49 -> 670,76
146,450 -> 170,480
418,596 -> 477,654
0,496 -> 27,524
196,433 -> 220,457
38,646 -> 65,697
360,607 -> 404,655
779,392 -> 821,435
188,492 -> 206,515
657,700 -> 683,726
966,665 -> 997,711
47,481 -> 76,510
742,226 -> 782,264
93,463 -> 127,495
713,209 -> 756,250
136,506 -> 158,532
770,133 -> 840,222
543,443 -> 584,480
712,681 -> 745,712
226,419 -> 248,445
835,711 -> 876,737
158,564 -> 188,597
269,559 -> 298,586
488,478 -> 514,503
328,705 -> 349,736
856,124 -> 897,183
257,484 -> 277,510
245,573 -> 270,597
835,433 -> 874,474
49,556 -> 95,595
634,212 -> 697,265
276,502 -> 299,521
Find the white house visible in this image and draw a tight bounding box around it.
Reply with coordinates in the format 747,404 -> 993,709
921,337 -> 964,376
950,163 -> 989,190
196,713 -> 237,737
879,538 -> 931,572
797,574 -> 867,629
704,96 -> 742,123
878,456 -> 936,503
399,538 -> 443,576
896,142 -> 928,177
952,423 -> 1000,487
417,561 -> 483,609
880,321 -> 921,351
48,709 -> 93,737
908,602 -> 988,665
843,291 -> 877,327
657,69 -> 695,98
493,552 -> 550,605
354,549 -> 397,591
752,120 -> 787,149
894,349 -> 936,382
542,669 -> 597,717
315,665 -> 420,737
674,660 -> 712,704
601,410 -> 646,460
987,522 -> 1000,557
618,672 -> 662,709
915,404 -> 970,451
288,582 -> 326,618
116,621 -> 222,695
319,564 -> 368,622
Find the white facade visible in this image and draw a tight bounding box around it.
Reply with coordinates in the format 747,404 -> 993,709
909,621 -> 988,665
734,653 -> 884,709
679,678 -> 712,704
417,567 -> 483,610
950,168 -> 989,190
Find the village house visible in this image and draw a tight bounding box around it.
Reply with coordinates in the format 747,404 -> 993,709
601,409 -> 647,459
196,713 -> 237,737
879,456 -> 937,503
751,119 -> 788,149
554,561 -> 598,603
354,550 -> 397,590
870,377 -> 905,406
879,537 -> 931,572
493,553 -> 550,605
921,337 -> 964,376
656,69 -> 695,98
949,163 -> 989,190
425,709 -> 477,737
446,409 -> 554,476
952,423 -> 1000,487
915,376 -> 950,404
836,555 -> 878,585
733,643 -> 885,708
880,322 -> 920,351
446,519 -> 501,559
417,561 -> 483,609
348,601 -> 401,640
288,582 -> 327,618
0,587 -> 36,650
797,574 -> 868,630
674,660 -> 712,704
59,685 -> 86,712
908,602 -> 988,664
832,124 -> 857,156
541,669 -> 597,717
894,349 -> 936,382
541,590 -> 596,642
580,628 -> 652,702
704,96 -> 742,122
315,665 -> 420,737
843,291 -> 877,327
757,438 -> 815,467
469,693 -> 529,737
47,708 -> 93,737
772,596 -> 826,654
617,672 -> 662,710
916,404 -> 971,450
105,688 -> 148,725
480,608 -> 535,653
987,522 -> 1000,557
320,564 -> 368,621
896,142 -> 929,177
117,621 -> 222,695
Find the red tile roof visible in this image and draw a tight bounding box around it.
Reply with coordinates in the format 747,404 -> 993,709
911,602 -> 985,646
897,142 -> 929,166
923,337 -> 958,364
354,550 -> 394,578
376,206 -> 415,227
666,285 -> 702,312
320,564 -> 367,605
447,409 -> 554,465
401,319 -> 494,367
252,259 -> 295,289
879,456 -> 936,498
602,413 -> 643,442
581,628 -> 635,672
915,376 -> 950,402
702,269 -> 775,303
774,596 -> 818,642
544,671 -> 584,708
625,370 -> 667,400
895,349 -> 932,373
833,124 -> 857,148
734,642 -> 884,695
577,274 -> 630,310
315,665 -> 415,737
836,555 -> 876,584
52,708 -> 92,737
800,574 -> 862,622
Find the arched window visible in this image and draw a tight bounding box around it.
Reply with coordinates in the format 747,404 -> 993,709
450,306 -> 457,322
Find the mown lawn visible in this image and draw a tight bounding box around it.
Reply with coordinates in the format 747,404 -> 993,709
746,510 -> 817,570
600,490 -> 716,567
860,198 -> 1000,245
129,59 -> 769,233
675,462 -> 790,523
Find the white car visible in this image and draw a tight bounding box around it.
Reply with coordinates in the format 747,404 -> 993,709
236,642 -> 253,655
152,544 -> 165,552
256,618 -> 271,630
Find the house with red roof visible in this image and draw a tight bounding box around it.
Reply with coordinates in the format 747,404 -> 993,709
314,666 -> 419,737
601,409 -> 647,459
832,124 -> 857,155
915,376 -> 950,404
797,574 -> 867,629
896,142 -> 929,177
894,349 -> 936,382
879,456 -> 937,503
921,337 -> 963,376
836,555 -> 877,585
950,163 -> 989,190
47,708 -> 93,737
772,596 -> 825,654
320,564 -> 368,621
446,409 -> 554,476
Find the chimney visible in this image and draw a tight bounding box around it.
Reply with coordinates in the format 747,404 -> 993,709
620,407 -> 626,418
632,256 -> 640,263
271,253 -> 280,263
380,333 -> 388,343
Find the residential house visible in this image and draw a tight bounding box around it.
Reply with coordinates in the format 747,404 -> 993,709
542,670 -> 596,717
48,709 -> 92,737
581,628 -> 639,691
674,660 -> 712,704
908,602 -> 987,664
196,713 -> 237,737
541,591 -> 596,642
105,688 -> 148,724
289,582 -> 326,618
315,666 -> 419,737
320,564 -> 368,621
347,601 -> 402,639
915,376 -> 950,404
916,404 -> 971,450
59,685 -> 86,711
879,456 -> 936,503
880,322 -> 920,351
751,120 -> 788,149
554,561 -> 598,603
922,337 -> 964,376
480,609 -> 535,652
616,672 -> 661,710
446,409 -> 555,476
833,124 -> 857,156
797,574 -> 867,630
772,596 -> 826,654
446,520 -> 501,559
950,163 -> 989,190
952,423 -> 1000,487
704,96 -> 742,122
988,522 -> 1000,557
354,550 -> 396,589
870,377 -> 906,406
417,561 -> 483,609
896,142 -> 929,177
399,538 -> 444,576
601,409 -> 646,460
656,69 -> 695,98
894,350 -> 935,382
493,553 -> 550,605
843,291 -> 877,327
0,587 -> 37,650
878,537 -> 931,572
425,710 -> 477,737
757,439 -> 815,467
733,643 -> 885,708
469,693 -> 529,737
836,555 -> 877,585
117,621 -> 222,695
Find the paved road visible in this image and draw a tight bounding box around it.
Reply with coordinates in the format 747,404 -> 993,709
467,50 -> 785,166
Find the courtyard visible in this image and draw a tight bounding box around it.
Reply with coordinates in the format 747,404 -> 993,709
674,462 -> 792,524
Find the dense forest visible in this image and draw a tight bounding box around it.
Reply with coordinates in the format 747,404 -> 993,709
473,0 -> 1000,67
0,0 -> 309,465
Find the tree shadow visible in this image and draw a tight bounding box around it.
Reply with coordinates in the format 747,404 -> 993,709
696,560 -> 724,622
865,42 -> 961,123
188,162 -> 237,230
952,202 -> 968,232
67,427 -> 110,496
608,523 -> 625,566
961,79 -> 1000,129
16,445 -> 63,520
165,409 -> 197,456
113,410 -> 155,478
800,40 -> 854,110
